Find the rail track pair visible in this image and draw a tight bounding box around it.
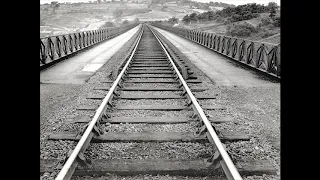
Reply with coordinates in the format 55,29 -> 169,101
41,24 -> 276,180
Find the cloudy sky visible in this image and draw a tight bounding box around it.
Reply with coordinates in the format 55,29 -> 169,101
40,0 -> 280,6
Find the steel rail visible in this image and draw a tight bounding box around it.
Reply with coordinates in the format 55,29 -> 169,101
149,25 -> 243,180
55,26 -> 144,180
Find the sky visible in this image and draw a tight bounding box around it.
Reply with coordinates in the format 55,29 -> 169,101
40,0 -> 280,6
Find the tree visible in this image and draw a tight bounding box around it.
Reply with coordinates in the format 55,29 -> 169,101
122,20 -> 129,25
268,2 -> 278,19
182,14 -> 190,24
189,12 -> 198,22
168,17 -> 179,24
101,21 -> 114,28
50,1 -> 59,14
113,9 -> 124,22
134,18 -> 140,23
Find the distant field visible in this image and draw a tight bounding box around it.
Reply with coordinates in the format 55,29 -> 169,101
40,3 -> 151,37
40,2 -> 217,37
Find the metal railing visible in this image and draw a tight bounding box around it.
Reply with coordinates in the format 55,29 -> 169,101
40,23 -> 139,66
150,23 -> 280,78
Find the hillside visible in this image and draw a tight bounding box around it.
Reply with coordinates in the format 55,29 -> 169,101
40,1 -> 228,37
176,12 -> 280,44
40,2 -> 150,37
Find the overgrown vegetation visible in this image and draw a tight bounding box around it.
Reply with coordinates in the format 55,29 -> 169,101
226,22 -> 258,37
167,17 -> 179,24
113,8 -> 124,22
162,2 -> 280,42
181,2 -> 279,24
100,21 -> 114,28
122,20 -> 129,25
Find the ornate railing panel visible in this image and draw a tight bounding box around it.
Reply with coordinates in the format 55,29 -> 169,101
40,23 -> 138,66
150,23 -> 280,78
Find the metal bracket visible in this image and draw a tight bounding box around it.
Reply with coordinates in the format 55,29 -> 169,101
194,124 -> 207,138
107,101 -> 114,107
113,91 -> 120,97
186,100 -> 193,107
189,112 -> 198,119
93,124 -> 103,136
180,90 -> 187,96
102,112 -> 111,120
117,83 -> 123,89
55,149 -> 73,169
204,150 -> 222,169
76,123 -> 89,139
77,152 -> 93,168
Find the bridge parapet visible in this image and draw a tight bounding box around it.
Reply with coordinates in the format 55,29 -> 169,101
150,23 -> 280,78
40,23 -> 139,67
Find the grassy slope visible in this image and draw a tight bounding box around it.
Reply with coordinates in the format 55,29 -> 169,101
40,3 -> 280,44
40,3 -> 151,37
40,2 -> 216,37
177,12 -> 280,44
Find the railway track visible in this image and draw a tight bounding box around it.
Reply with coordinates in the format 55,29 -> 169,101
40,24 -> 276,180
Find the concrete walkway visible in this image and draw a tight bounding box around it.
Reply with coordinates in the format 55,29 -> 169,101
40,25 -> 141,84
152,26 -> 279,87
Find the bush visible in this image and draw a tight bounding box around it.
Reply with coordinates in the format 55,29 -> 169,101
273,17 -> 280,27
261,17 -> 272,25
168,17 -> 179,24
122,20 -> 129,25
227,22 -> 257,37
101,21 -> 114,28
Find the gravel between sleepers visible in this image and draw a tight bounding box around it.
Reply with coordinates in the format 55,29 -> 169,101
71,174 -> 228,180
84,142 -> 214,160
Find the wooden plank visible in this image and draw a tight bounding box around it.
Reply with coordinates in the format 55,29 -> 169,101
93,86 -> 110,90
107,117 -> 190,123
100,80 -> 202,83
131,63 -> 168,66
116,105 -> 186,110
133,60 -> 168,62
118,94 -> 184,99
93,87 -> 188,91
132,62 -> 168,64
68,115 -> 233,124
76,105 -> 97,110
201,105 -> 226,110
127,75 -> 174,78
48,131 -> 249,142
41,159 -> 277,176
130,68 -> 171,70
123,80 -> 178,83
130,65 -> 169,67
127,71 -> 173,74
121,87 -> 182,91
86,95 -> 106,99
75,105 -> 224,111
120,87 -> 208,91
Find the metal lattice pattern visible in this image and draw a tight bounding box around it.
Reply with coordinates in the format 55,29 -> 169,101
40,24 -> 138,65
151,24 -> 280,77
